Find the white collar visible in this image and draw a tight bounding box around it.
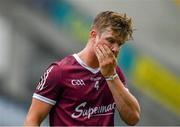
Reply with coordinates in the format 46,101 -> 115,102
73,54 -> 100,74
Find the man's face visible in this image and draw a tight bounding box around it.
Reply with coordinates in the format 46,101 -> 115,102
94,30 -> 123,58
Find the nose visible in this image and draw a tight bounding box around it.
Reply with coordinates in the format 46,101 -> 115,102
111,43 -> 120,54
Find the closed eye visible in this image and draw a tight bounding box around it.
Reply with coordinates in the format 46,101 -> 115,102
106,37 -> 123,47
106,37 -> 116,44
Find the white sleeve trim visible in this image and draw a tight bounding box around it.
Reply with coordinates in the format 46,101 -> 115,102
33,93 -> 56,105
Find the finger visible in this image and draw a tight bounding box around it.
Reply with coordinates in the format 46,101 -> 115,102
98,44 -> 108,58
103,44 -> 114,57
97,44 -> 106,58
95,46 -> 103,63
103,45 -> 117,64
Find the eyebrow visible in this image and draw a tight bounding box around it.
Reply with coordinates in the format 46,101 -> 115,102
106,37 -> 123,45
106,37 -> 116,41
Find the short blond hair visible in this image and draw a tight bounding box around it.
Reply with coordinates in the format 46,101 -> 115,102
92,11 -> 133,44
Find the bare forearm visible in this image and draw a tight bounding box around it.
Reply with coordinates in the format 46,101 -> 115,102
106,77 -> 140,125
94,43 -> 140,125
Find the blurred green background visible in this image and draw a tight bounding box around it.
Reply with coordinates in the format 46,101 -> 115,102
0,0 -> 180,125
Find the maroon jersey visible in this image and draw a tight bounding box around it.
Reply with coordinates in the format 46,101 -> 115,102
33,54 -> 127,126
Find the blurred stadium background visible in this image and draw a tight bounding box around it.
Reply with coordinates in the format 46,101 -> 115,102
0,0 -> 180,125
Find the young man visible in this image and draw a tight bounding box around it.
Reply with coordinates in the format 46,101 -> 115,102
24,11 -> 140,126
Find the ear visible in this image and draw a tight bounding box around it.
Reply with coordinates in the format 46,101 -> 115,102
90,29 -> 97,39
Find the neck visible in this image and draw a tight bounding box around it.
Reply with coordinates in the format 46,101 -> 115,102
77,42 -> 99,69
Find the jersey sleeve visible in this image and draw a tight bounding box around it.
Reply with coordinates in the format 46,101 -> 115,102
33,63 -> 63,105
116,66 -> 128,88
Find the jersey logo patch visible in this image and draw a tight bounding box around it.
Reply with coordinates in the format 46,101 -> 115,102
71,79 -> 86,86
